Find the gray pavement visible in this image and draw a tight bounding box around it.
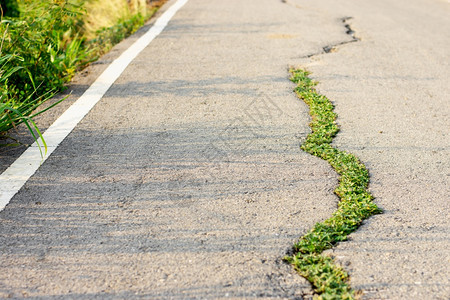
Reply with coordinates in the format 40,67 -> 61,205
0,0 -> 338,298
0,0 -> 449,299
289,0 -> 450,298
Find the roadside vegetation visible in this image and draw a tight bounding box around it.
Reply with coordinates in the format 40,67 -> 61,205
0,0 -> 164,150
286,69 -> 382,299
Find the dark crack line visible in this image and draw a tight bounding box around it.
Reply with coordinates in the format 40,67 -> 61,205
302,17 -> 360,58
342,17 -> 359,40
281,0 -> 360,57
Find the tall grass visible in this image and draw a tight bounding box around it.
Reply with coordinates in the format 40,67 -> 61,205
84,0 -> 163,57
0,0 -> 164,151
83,0 -> 146,40
0,0 -> 83,153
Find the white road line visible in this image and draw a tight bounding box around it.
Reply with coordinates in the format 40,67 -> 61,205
0,0 -> 189,211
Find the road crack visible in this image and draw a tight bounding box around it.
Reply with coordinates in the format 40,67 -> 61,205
282,15 -> 381,300
285,69 -> 382,299
304,17 -> 360,58
281,0 -> 360,57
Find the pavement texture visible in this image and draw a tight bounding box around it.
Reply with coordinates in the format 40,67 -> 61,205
1,0 -> 339,298
288,0 -> 450,298
0,0 -> 449,299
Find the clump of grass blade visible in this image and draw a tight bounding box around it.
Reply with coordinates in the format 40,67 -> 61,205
286,69 -> 382,299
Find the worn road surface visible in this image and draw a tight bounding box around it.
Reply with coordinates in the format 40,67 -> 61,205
288,0 -> 450,299
1,0 -> 449,299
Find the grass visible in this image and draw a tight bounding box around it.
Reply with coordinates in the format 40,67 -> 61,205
0,0 -> 165,153
285,69 -> 382,299
83,0 -> 164,57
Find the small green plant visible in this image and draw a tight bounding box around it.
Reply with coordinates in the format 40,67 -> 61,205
285,69 -> 382,299
1,98 -> 47,155
0,50 -> 65,156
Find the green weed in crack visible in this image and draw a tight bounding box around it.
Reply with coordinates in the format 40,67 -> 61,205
285,69 -> 382,299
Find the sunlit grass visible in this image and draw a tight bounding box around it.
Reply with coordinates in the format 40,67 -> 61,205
82,0 -> 148,40
285,69 -> 382,299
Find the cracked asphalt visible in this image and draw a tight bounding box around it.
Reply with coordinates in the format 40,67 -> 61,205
0,0 -> 449,299
290,0 -> 449,298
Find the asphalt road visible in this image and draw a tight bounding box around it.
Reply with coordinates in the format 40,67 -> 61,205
0,0 -> 449,299
289,0 -> 449,298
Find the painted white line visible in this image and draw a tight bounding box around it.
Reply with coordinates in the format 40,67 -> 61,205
0,0 -> 189,211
